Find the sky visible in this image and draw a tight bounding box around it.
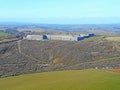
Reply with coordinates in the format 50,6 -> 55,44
0,0 -> 120,24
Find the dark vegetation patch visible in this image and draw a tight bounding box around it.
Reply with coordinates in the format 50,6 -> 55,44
0,36 -> 120,77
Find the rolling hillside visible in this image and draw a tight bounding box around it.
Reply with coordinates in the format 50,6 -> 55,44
0,36 -> 120,77
0,69 -> 120,90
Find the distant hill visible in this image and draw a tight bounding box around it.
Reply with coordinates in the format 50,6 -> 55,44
0,23 -> 120,35
1,17 -> 119,24
88,30 -> 116,36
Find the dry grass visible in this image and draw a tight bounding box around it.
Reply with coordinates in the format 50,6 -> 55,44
107,69 -> 120,73
105,37 -> 120,42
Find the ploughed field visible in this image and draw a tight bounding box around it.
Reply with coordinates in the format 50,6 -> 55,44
0,69 -> 120,90
1,36 -> 120,77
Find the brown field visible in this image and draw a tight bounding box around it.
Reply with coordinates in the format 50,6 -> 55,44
108,69 -> 120,73
105,37 -> 120,42
17,28 -> 44,32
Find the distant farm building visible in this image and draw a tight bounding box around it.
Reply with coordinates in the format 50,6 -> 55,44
26,34 -> 95,41
47,35 -> 78,41
26,35 -> 48,41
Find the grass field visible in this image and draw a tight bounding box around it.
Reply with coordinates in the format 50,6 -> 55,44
0,32 -> 8,37
105,36 -> 120,42
0,69 -> 120,90
82,36 -> 104,42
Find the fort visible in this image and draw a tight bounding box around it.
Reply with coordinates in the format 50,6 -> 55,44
26,33 -> 95,41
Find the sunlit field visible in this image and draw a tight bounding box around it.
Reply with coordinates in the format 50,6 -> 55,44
0,69 -> 120,90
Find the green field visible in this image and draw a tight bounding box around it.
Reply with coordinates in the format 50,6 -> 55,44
0,69 -> 120,90
0,32 -> 8,37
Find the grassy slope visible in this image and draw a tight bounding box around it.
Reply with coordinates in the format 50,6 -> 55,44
0,69 -> 120,90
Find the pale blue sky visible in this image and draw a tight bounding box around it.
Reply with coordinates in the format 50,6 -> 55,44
0,0 -> 120,24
